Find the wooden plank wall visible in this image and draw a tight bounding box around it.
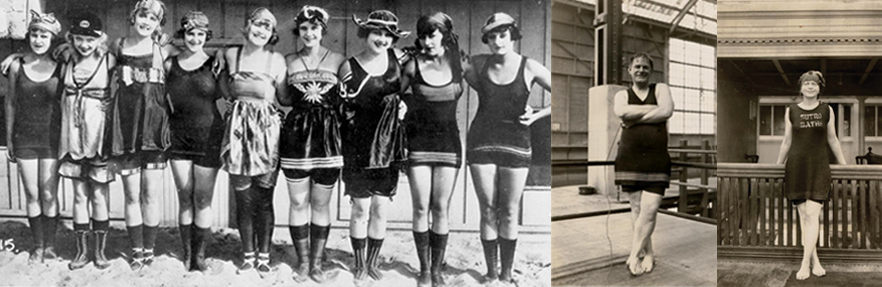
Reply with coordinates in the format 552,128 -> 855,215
0,0 -> 551,232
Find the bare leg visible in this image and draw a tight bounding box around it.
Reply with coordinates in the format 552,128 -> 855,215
367,195 -> 391,239
192,165 -> 218,228
38,159 -> 60,217
812,248 -> 825,277
71,179 -> 90,225
171,160 -> 195,226
408,165 -> 433,233
470,164 -> 498,241
310,182 -> 334,226
90,181 -> 110,221
496,167 -> 528,239
627,191 -> 662,276
141,169 -> 164,227
123,174 -> 143,226
350,197 -> 371,239
625,191 -> 643,275
796,200 -> 822,280
287,176 -> 311,226
18,159 -> 41,217
641,237 -> 654,272
430,166 -> 459,234
626,190 -> 656,273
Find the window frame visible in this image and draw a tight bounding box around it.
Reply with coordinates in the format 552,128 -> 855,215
667,37 -> 716,136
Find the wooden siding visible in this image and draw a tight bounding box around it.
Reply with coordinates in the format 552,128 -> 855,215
0,0 -> 551,232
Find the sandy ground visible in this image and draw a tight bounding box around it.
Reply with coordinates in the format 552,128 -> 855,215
0,219 -> 549,287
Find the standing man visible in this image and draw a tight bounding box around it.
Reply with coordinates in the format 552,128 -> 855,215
613,53 -> 674,276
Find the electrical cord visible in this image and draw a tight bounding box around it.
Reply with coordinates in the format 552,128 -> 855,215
605,124 -> 623,281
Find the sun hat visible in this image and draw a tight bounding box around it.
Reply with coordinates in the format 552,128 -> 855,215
352,10 -> 410,38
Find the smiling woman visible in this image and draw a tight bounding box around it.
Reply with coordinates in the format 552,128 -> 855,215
463,12 -> 552,284
217,7 -> 287,277
337,10 -> 411,283
163,10 -> 223,273
4,9 -> 63,266
278,5 -> 346,284
775,70 -> 847,281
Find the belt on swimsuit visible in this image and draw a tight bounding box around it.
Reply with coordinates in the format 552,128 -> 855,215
120,66 -> 165,86
64,86 -> 109,128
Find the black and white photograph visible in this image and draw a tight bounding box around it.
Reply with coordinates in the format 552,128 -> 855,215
550,0 -> 717,286
0,0 -> 552,286
716,1 -> 882,286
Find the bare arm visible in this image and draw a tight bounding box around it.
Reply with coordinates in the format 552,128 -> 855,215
520,59 -> 552,125
775,107 -> 792,164
337,60 -> 355,121
162,57 -> 172,77
826,106 -> 848,165
217,49 -> 233,100
273,59 -> 288,106
462,55 -> 485,89
276,53 -> 294,107
637,83 -> 674,123
400,58 -> 415,95
160,43 -> 181,61
1,53 -> 24,77
613,90 -> 654,121
6,60 -> 19,160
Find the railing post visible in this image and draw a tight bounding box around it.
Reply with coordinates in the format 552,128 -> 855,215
701,140 -> 710,217
679,140 -> 688,213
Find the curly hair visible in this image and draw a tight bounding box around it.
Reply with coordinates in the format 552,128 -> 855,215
65,31 -> 109,60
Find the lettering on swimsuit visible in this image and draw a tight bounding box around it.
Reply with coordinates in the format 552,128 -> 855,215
799,112 -> 824,128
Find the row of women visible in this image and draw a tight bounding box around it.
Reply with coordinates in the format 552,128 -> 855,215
4,1 -> 550,286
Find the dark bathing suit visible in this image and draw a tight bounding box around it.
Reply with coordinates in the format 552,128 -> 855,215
785,103 -> 831,204
166,56 -> 224,168
614,83 -> 671,195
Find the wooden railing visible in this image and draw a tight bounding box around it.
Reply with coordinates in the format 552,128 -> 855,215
717,163 -> 882,261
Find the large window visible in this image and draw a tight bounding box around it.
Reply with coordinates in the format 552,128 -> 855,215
668,38 -> 715,135
758,104 -> 787,136
865,105 -> 882,139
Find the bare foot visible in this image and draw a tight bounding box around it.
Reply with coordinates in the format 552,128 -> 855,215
626,257 -> 644,276
796,264 -> 810,280
811,251 -> 825,277
812,264 -> 826,277
640,253 -> 654,273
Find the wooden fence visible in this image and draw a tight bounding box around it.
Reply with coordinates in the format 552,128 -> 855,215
717,163 -> 882,261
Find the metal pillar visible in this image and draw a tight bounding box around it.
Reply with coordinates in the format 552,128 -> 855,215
594,0 -> 624,85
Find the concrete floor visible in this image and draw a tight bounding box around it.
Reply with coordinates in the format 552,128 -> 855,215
552,212 -> 717,286
718,259 -> 882,287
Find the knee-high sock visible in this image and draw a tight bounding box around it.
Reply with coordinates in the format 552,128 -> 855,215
27,216 -> 44,247
235,187 -> 256,253
256,186 -> 275,254
128,224 -> 144,250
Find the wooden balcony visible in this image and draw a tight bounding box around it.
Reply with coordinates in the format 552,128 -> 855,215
717,163 -> 882,262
